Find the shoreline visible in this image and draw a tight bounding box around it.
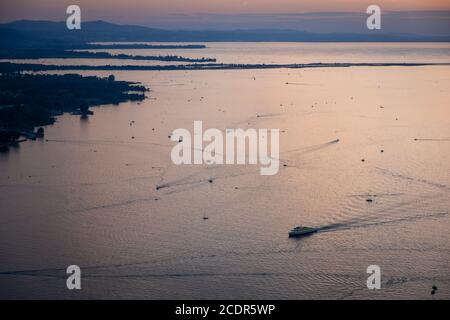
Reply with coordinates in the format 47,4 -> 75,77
1,61 -> 449,73
0,50 -> 216,63
0,73 -> 148,150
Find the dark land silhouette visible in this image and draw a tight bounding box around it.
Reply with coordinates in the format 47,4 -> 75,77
2,20 -> 450,49
0,74 -> 147,150
0,49 -> 216,63
1,61 -> 448,74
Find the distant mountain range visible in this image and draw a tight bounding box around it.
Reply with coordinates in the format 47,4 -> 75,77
1,20 -> 449,49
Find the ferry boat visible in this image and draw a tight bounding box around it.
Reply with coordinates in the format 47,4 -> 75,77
288,226 -> 318,238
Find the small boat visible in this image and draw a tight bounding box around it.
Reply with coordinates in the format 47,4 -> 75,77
288,226 -> 318,238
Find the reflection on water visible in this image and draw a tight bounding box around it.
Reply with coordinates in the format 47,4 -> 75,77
0,43 -> 449,299
3,42 -> 450,66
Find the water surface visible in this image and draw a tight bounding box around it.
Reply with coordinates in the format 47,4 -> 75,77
1,43 -> 449,299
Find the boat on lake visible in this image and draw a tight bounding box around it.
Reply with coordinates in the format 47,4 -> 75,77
288,226 -> 318,238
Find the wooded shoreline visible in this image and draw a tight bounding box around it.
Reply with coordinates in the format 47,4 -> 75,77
0,73 -> 147,150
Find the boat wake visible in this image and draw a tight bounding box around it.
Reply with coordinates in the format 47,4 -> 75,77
281,139 -> 339,156
318,211 -> 449,233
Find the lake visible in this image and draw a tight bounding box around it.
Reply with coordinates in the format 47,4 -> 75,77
0,43 -> 449,299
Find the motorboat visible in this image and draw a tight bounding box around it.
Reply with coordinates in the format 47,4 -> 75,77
288,226 -> 318,238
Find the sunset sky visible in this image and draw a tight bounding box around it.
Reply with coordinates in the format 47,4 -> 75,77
1,1 -> 450,34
